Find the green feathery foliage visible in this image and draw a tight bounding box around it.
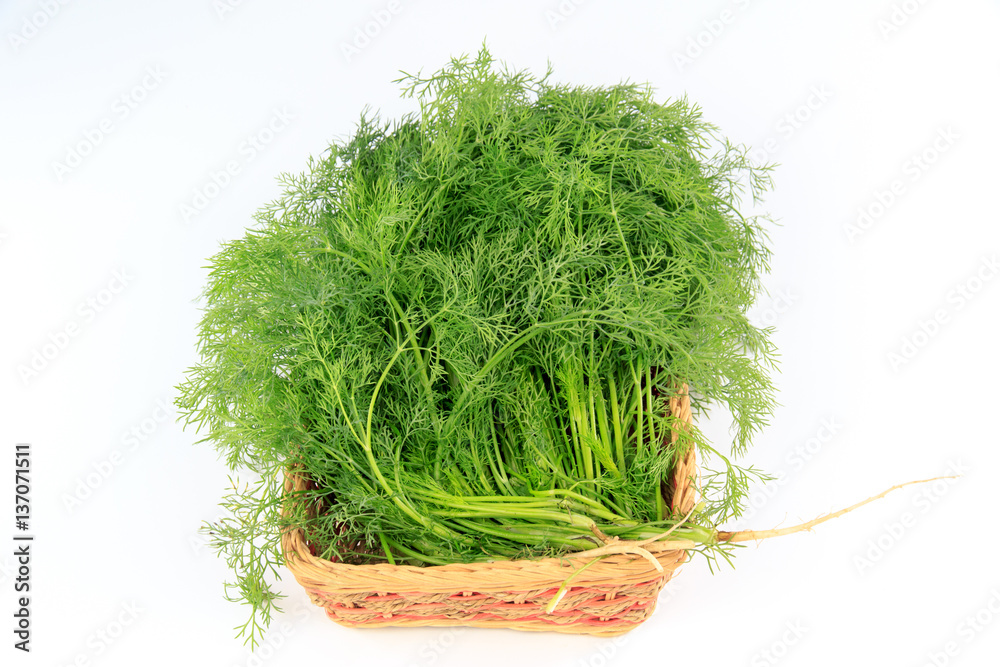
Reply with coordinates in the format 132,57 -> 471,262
176,45 -> 777,646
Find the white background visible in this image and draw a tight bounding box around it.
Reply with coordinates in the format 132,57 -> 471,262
2,1 -> 999,666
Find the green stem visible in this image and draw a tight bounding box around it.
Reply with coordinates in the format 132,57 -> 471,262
608,374 -> 625,473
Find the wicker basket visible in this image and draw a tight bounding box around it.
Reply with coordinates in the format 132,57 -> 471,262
280,387 -> 697,635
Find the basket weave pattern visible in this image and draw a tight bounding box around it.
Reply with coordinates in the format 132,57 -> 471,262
281,388 -> 696,635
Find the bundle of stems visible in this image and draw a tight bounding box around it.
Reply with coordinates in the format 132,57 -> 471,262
176,45 -> 777,645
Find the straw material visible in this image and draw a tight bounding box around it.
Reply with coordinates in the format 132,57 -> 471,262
281,386 -> 697,635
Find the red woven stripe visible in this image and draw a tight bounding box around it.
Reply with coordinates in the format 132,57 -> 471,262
308,585 -> 658,605
326,597 -> 651,616
327,605 -> 646,627
323,596 -> 653,624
